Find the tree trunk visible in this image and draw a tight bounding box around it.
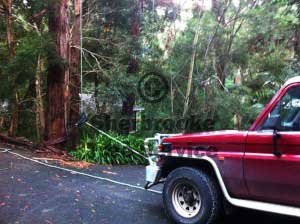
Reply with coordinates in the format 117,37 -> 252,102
293,26 -> 300,58
4,0 -> 15,71
9,84 -> 18,137
122,56 -> 138,133
211,0 -> 247,89
212,0 -> 227,88
122,94 -> 135,133
235,66 -> 242,85
182,26 -> 201,119
234,67 -> 243,129
0,117 -> 3,128
3,0 -> 18,137
69,0 -> 81,150
35,54 -> 45,141
214,57 -> 227,88
121,4 -> 141,134
45,0 -> 70,147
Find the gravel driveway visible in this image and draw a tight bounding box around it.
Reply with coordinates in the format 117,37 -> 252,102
0,149 -> 298,224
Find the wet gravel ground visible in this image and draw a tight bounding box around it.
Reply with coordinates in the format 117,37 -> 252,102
0,149 -> 299,224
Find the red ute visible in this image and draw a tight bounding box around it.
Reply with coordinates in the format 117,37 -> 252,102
145,76 -> 300,224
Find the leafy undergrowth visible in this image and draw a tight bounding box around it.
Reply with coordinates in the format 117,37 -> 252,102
69,133 -> 147,165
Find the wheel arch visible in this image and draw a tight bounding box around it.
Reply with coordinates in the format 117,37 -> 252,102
158,154 -> 300,218
161,157 -> 217,180
160,155 -> 232,203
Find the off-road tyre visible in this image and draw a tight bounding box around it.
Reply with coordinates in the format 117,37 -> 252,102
163,167 -> 222,224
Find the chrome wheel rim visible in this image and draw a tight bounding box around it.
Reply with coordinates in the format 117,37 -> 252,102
172,182 -> 201,218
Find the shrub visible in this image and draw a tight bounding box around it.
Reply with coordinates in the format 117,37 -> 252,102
69,132 -> 147,165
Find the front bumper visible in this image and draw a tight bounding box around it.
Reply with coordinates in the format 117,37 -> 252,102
144,133 -> 180,189
146,164 -> 161,183
144,164 -> 161,189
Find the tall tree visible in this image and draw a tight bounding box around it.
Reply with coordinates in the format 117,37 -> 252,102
69,0 -> 81,149
121,1 -> 142,133
2,0 -> 19,137
44,0 -> 70,147
211,0 -> 257,88
35,53 -> 45,141
182,9 -> 204,119
288,0 -> 300,58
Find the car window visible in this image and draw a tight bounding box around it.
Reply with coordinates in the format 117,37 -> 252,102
262,86 -> 300,131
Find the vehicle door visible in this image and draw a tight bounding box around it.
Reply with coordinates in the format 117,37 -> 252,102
245,85 -> 300,206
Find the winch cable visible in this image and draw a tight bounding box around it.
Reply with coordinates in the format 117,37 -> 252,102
85,122 -> 148,160
0,148 -> 162,194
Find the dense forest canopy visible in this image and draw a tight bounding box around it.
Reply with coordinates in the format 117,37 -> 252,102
1,0 -> 300,149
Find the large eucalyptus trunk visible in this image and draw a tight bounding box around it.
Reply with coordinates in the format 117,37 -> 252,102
44,0 -> 70,147
69,0 -> 81,149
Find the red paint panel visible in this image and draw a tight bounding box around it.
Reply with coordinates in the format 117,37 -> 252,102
245,83 -> 300,206
163,131 -> 248,198
245,131 -> 300,206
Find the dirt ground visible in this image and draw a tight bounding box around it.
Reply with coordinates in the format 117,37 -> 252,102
0,147 -> 299,224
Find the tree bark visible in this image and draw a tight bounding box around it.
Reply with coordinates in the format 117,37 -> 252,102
214,57 -> 227,88
69,0 -> 81,150
182,8 -> 204,119
182,25 -> 201,119
45,0 -> 70,147
3,0 -> 19,137
35,54 -> 45,142
4,0 -> 15,64
293,26 -> 300,58
122,94 -> 135,133
9,84 -> 18,137
234,67 -> 242,129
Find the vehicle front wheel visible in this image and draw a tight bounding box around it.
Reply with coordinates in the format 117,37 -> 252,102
163,167 -> 222,224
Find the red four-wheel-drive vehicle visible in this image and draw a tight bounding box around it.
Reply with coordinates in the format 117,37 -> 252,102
144,76 -> 300,224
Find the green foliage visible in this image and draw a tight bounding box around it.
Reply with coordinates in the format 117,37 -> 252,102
2,0 -> 300,156
70,132 -> 147,165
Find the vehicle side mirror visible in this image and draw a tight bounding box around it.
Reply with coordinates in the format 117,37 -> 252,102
264,114 -> 282,157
